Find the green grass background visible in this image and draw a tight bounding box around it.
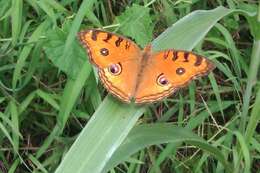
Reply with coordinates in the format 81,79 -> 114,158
0,0 -> 260,173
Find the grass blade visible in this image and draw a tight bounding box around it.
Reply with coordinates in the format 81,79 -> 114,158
12,19 -> 50,89
10,101 -> 19,153
61,0 -> 96,72
240,40 -> 260,132
245,88 -> 260,143
11,0 -> 22,45
233,131 -> 251,173
57,61 -> 92,129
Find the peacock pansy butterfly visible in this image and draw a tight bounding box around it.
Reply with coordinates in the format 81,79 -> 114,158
78,29 -> 215,104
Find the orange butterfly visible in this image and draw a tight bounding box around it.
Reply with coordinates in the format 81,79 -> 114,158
78,29 -> 215,104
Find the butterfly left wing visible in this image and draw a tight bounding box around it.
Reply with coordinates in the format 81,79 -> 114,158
78,29 -> 142,103
134,49 -> 215,104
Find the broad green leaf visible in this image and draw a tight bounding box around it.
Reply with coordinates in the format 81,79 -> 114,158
55,96 -> 145,173
152,6 -> 233,51
44,27 -> 86,78
104,101 -> 235,173
116,4 -> 153,47
102,124 -> 232,173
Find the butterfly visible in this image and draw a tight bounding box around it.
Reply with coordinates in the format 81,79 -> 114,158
78,29 -> 215,104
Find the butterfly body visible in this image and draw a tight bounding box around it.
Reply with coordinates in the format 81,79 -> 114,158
78,29 -> 215,104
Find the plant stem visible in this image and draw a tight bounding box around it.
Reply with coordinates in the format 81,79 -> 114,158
239,1 -> 260,132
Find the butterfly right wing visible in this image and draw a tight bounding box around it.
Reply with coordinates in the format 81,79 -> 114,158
134,49 -> 215,104
78,29 -> 142,102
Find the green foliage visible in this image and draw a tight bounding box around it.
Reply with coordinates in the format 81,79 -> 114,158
0,0 -> 260,173
44,25 -> 86,78
55,96 -> 145,173
116,4 -> 154,47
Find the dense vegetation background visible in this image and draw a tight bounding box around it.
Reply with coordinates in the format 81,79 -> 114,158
0,0 -> 260,173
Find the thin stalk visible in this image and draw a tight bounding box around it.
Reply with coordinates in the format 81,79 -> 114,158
239,1 -> 260,132
235,2 -> 260,173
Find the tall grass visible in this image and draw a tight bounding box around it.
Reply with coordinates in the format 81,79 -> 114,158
0,0 -> 259,173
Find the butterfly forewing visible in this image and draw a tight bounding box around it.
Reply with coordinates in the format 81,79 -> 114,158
78,29 -> 141,68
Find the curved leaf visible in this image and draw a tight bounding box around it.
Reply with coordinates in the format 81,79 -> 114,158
55,96 -> 145,173
103,124 -> 232,173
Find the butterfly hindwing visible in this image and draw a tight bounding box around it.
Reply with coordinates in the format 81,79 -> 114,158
98,60 -> 140,102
